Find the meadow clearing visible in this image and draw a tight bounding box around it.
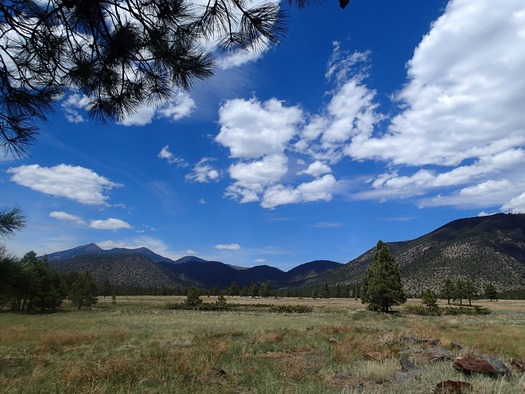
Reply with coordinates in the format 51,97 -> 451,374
1,296 -> 524,393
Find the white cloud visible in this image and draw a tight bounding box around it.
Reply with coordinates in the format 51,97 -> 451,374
49,211 -> 86,226
185,158 -> 220,183
97,236 -> 182,260
313,221 -> 343,228
7,164 -> 121,206
62,94 -> 90,123
342,0 -> 525,213
216,98 -> 303,159
89,218 -> 132,230
118,105 -> 156,126
50,211 -> 132,230
157,145 -> 188,167
157,91 -> 196,121
255,258 -> 267,263
214,0 -> 525,213
215,243 -> 241,250
225,154 -> 288,203
501,193 -> 525,213
62,90 -> 196,127
299,161 -> 332,177
347,0 -> 525,167
216,42 -> 270,70
262,174 -> 337,209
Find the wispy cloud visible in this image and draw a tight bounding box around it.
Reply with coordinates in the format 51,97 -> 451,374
215,243 -> 241,250
50,211 -> 131,230
185,158 -> 220,183
157,145 -> 188,167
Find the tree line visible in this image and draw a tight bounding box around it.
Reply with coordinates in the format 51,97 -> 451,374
0,250 -> 98,311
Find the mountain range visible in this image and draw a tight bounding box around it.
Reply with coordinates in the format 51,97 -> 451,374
45,213 -> 525,293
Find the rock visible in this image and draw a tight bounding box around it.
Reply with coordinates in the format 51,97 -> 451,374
434,380 -> 473,393
400,358 -> 420,372
511,359 -> 525,373
364,351 -> 385,361
396,360 -> 421,382
453,354 -> 511,377
400,346 -> 452,366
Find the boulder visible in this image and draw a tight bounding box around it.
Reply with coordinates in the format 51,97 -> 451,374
434,380 -> 473,393
453,354 -> 511,377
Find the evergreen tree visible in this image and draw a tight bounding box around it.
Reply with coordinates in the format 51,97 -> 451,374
440,278 -> 454,305
216,291 -> 228,309
68,271 -> 98,310
484,283 -> 498,301
248,282 -> 259,298
227,282 -> 240,297
464,280 -> 478,306
452,279 -> 468,306
361,241 -> 406,313
421,289 -> 439,313
259,281 -> 271,298
321,282 -> 330,298
185,287 -> 202,308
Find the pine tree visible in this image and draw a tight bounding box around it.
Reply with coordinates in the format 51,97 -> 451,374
68,271 -> 98,310
361,241 -> 406,313
185,287 -> 202,308
440,278 -> 454,305
484,283 -> 498,301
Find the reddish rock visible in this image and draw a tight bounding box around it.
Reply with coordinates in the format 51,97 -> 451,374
453,354 -> 510,377
434,380 -> 473,393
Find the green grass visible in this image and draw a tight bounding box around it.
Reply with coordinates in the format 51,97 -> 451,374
1,297 -> 524,393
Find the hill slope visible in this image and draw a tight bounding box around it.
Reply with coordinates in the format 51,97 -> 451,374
55,254 -> 187,289
306,213 -> 525,294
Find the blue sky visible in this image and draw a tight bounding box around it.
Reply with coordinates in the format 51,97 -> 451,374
2,0 -> 525,270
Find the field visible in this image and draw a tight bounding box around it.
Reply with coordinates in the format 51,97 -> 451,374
1,296 -> 525,393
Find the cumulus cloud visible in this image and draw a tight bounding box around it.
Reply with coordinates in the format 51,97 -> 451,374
348,0 -> 525,167
344,0 -> 525,212
216,98 -> 303,159
185,158 -> 220,183
215,243 -> 241,250
7,164 -> 121,206
89,218 -> 132,230
212,0 -> 524,213
298,161 -> 332,177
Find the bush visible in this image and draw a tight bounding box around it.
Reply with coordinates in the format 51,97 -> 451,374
269,305 -> 313,313
404,305 -> 491,316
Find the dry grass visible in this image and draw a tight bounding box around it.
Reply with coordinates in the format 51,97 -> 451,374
1,297 -> 524,393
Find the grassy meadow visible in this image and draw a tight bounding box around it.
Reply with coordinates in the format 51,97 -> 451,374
1,296 -> 525,393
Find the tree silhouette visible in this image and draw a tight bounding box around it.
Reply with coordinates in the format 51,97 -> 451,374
1,0 -> 351,156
